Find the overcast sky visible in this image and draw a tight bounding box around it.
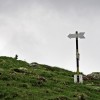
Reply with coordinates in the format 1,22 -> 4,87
0,0 -> 100,74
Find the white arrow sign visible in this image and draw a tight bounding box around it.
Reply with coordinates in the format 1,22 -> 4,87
68,32 -> 85,39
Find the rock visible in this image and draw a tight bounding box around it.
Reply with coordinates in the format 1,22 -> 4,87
83,75 -> 93,80
78,94 -> 86,100
29,62 -> 38,67
83,72 -> 100,80
37,75 -> 46,82
13,67 -> 28,73
87,72 -> 100,80
19,67 -> 27,71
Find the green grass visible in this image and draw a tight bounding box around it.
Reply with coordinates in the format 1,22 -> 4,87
0,56 -> 100,100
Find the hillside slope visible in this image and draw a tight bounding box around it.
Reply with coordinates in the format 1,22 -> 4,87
0,56 -> 100,100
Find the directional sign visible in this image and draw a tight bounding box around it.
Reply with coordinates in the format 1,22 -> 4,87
68,32 -> 85,39
68,31 -> 85,83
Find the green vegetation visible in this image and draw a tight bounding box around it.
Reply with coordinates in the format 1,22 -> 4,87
0,56 -> 100,100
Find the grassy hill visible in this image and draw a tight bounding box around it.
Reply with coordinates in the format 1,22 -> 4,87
0,56 -> 100,100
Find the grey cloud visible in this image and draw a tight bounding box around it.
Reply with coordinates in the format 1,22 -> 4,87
0,0 -> 100,74
1,0 -> 100,20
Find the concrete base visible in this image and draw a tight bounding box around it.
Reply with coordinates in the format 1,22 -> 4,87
74,74 -> 83,83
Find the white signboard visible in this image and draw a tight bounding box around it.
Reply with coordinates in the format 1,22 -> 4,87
74,74 -> 83,83
68,32 -> 85,39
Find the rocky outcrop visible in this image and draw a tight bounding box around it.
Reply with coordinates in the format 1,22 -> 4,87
87,72 -> 100,80
83,75 -> 93,80
29,62 -> 38,67
83,72 -> 100,80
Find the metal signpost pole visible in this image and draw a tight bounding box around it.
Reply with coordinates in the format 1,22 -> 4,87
76,31 -> 79,83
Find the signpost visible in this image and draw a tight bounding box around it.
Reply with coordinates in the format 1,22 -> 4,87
68,31 -> 85,83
